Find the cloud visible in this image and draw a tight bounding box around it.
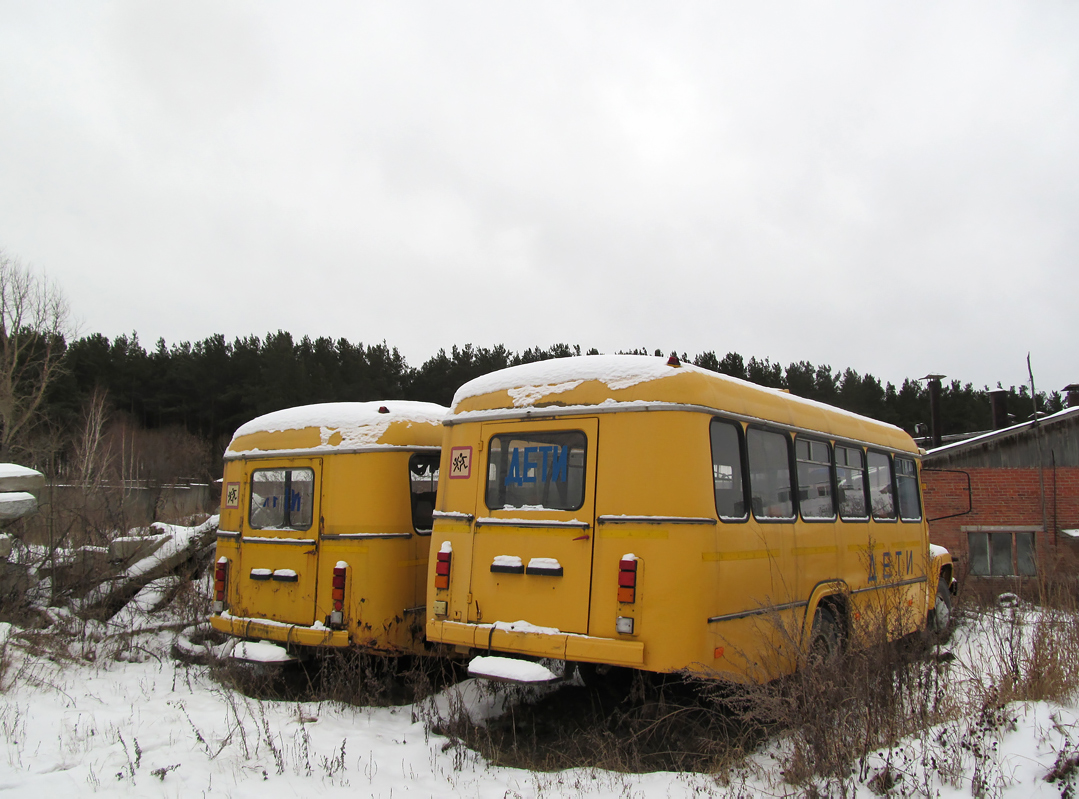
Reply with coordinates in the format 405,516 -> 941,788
0,1 -> 1076,392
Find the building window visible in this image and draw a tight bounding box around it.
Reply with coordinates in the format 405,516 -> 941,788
967,531 -> 1036,576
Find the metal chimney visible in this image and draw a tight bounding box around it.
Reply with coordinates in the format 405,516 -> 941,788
921,374 -> 946,448
989,389 -> 1008,429
1066,383 -> 1079,409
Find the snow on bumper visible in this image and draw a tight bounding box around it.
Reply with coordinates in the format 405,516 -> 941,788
427,619 -> 644,666
211,612 -> 349,647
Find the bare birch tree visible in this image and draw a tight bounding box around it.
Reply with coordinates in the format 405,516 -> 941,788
0,249 -> 71,459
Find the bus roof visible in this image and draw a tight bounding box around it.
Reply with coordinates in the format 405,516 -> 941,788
450,355 -> 916,453
226,401 -> 447,459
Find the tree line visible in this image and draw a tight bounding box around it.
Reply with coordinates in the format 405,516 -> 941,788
28,331 -> 1060,480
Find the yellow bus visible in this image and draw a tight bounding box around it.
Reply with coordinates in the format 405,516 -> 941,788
425,355 -> 954,682
211,401 -> 446,655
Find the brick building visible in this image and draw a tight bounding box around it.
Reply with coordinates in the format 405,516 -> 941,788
921,405 -> 1079,578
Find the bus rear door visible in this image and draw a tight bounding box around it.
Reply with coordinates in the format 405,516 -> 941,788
235,458 -> 323,626
468,419 -> 598,635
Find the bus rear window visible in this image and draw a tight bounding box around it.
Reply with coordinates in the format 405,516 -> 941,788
249,468 -> 315,531
485,431 -> 586,511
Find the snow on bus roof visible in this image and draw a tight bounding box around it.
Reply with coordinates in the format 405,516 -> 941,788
450,355 -> 905,434
451,355 -> 692,410
232,401 -> 447,440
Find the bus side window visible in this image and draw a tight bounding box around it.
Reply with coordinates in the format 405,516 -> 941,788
895,456 -> 922,522
836,445 -> 868,520
867,450 -> 896,520
796,437 -> 835,521
409,453 -> 440,534
710,418 -> 747,521
747,428 -> 795,520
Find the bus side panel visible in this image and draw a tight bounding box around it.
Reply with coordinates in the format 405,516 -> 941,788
590,412 -> 721,674
792,519 -> 841,626
219,461 -> 244,534
845,518 -> 928,646
319,452 -> 426,653
216,539 -> 241,606
708,613 -> 801,683
428,425 -> 480,629
216,461 -> 244,609
886,517 -> 931,638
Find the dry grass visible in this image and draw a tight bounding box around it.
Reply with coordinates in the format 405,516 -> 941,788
427,582 -> 1079,793
211,648 -> 464,711
432,668 -> 760,774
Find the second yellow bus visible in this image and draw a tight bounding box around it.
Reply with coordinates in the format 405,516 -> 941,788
212,400 -> 446,655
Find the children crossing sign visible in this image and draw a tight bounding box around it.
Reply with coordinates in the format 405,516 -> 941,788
449,446 -> 472,479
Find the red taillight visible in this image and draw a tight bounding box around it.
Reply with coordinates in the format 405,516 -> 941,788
618,557 -> 637,604
332,564 -> 347,611
435,548 -> 451,590
214,559 -> 228,602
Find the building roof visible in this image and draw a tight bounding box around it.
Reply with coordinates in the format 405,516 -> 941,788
923,405 -> 1079,464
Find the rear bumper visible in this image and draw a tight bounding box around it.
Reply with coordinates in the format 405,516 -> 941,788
427,620 -> 644,666
211,613 -> 350,647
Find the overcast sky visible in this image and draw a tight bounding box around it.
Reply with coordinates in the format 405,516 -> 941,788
1,2 -> 1076,394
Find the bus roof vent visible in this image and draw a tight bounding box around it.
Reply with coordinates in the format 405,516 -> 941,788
378,405 -> 390,414
666,352 -> 681,367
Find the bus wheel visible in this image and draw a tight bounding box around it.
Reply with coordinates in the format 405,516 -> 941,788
928,576 -> 953,642
809,605 -> 840,664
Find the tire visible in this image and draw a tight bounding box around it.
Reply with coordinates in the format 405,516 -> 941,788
928,576 -> 953,643
809,605 -> 840,664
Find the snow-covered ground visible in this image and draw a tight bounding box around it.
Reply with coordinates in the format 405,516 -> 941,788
0,522 -> 1076,797
0,613 -> 1073,797
0,640 -> 717,797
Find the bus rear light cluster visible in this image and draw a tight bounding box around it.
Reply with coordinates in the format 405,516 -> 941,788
617,555 -> 637,604
435,542 -> 452,590
213,557 -> 229,613
330,562 -> 347,625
